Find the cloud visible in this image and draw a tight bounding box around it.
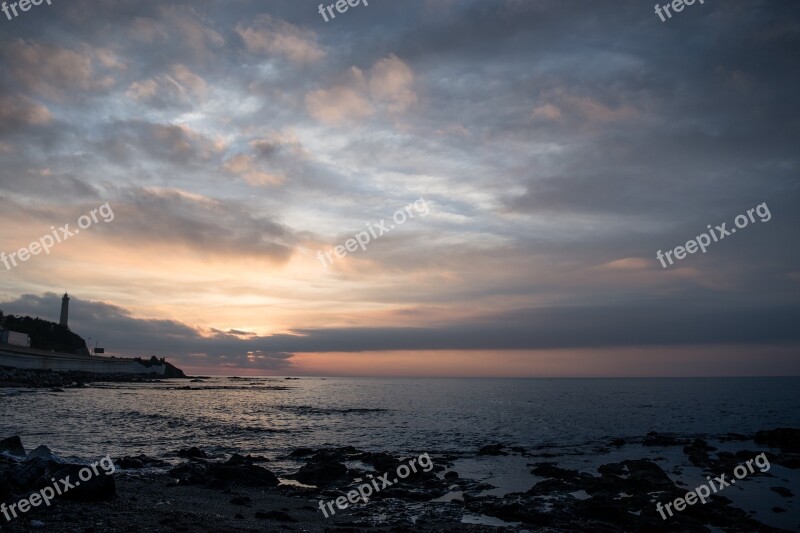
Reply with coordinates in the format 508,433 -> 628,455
305,56 -> 417,124
128,6 -> 224,62
532,87 -> 640,126
243,301 -> 800,352
369,55 -> 418,113
223,154 -> 283,186
130,17 -> 170,44
126,65 -> 207,108
3,40 -> 121,100
306,83 -> 374,125
105,187 -> 296,261
5,292 -> 796,367
531,103 -> 562,121
0,0 -> 798,377
236,15 -> 325,64
0,94 -> 51,133
98,120 -> 225,166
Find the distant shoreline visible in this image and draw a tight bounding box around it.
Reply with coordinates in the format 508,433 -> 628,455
0,366 -> 186,389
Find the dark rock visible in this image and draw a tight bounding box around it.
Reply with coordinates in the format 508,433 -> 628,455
683,439 -> 716,468
26,445 -> 64,463
469,452 -> 784,531
177,447 -> 208,459
225,453 -> 250,466
0,436 -> 26,458
170,460 -> 279,488
381,484 -> 445,501
771,454 -> 800,469
478,444 -> 508,456
719,432 -> 749,442
224,453 -> 269,466
169,462 -> 209,485
0,366 -> 184,388
613,459 -> 676,492
8,459 -> 116,502
207,464 -> 279,488
713,450 -> 763,472
755,428 -> 800,453
289,448 -> 315,458
207,478 -> 230,490
308,447 -> 358,464
8,458 -> 50,489
531,463 -> 582,481
229,496 -> 251,506
643,432 -> 688,446
53,463 -> 116,501
772,507 -> 787,513
770,486 -> 793,497
444,471 -> 459,481
470,496 -> 552,526
116,455 -> 167,469
292,460 -> 347,486
527,477 -> 580,495
255,510 -> 297,522
0,471 -> 11,501
574,493 -> 629,523
357,451 -> 399,472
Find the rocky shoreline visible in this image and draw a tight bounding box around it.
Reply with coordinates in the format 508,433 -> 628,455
0,367 -> 184,389
1,429 -> 798,531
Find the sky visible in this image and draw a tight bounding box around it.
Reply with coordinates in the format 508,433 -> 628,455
0,0 -> 798,377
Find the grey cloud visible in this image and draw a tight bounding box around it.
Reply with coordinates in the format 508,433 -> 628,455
3,293 -> 797,361
106,187 -> 296,261
96,120 -> 222,167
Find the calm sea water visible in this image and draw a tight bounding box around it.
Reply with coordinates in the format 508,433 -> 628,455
2,377 -> 799,465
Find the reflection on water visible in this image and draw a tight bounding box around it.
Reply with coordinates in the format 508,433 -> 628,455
2,377 -> 799,469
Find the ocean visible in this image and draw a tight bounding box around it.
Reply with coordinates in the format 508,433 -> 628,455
3,376 -> 799,460
3,376 -> 799,529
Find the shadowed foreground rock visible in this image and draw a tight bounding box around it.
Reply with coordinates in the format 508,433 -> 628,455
1,437 -> 115,506
1,431 -> 797,532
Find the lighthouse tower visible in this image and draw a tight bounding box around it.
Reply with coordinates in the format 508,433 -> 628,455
60,293 -> 70,328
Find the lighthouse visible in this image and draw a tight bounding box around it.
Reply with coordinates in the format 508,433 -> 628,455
60,293 -> 70,328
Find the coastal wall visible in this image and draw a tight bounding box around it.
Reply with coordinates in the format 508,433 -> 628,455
0,346 -> 166,375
